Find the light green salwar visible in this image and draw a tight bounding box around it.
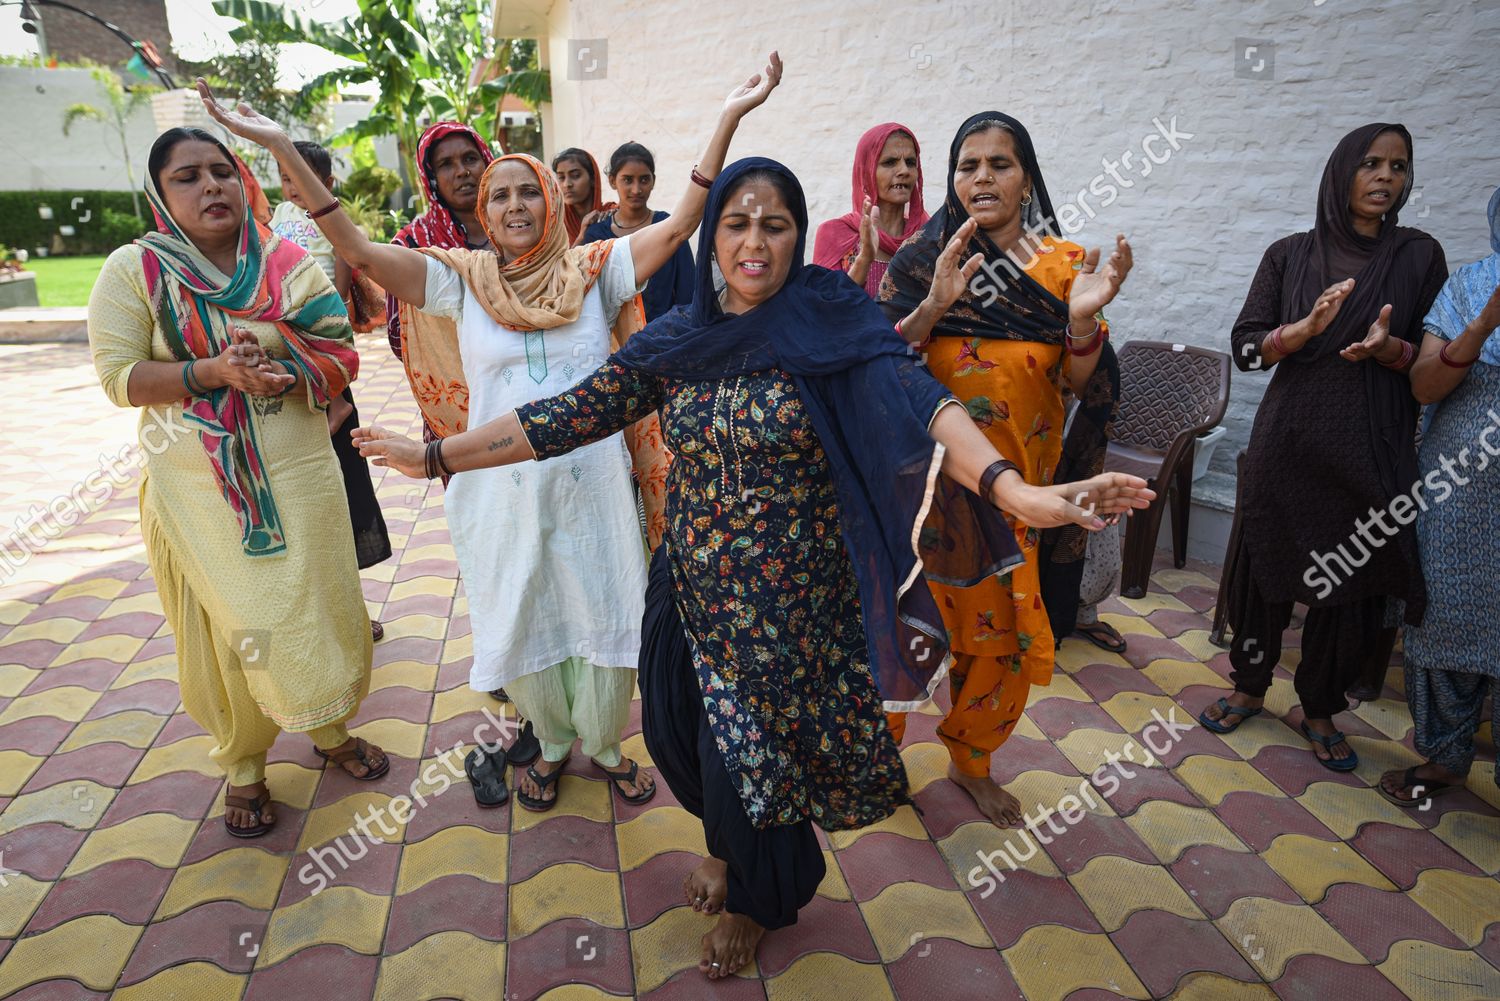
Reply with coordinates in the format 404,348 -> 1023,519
504,657 -> 636,766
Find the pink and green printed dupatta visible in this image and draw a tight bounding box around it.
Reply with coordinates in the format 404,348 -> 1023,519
136,152 -> 359,557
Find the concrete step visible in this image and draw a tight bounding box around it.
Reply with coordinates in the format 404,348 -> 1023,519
0,306 -> 88,343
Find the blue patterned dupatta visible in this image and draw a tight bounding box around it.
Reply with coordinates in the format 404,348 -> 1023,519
614,157 -> 1022,709
1423,186 -> 1500,367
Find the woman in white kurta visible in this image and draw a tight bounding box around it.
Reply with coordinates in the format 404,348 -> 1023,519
198,53 -> 783,809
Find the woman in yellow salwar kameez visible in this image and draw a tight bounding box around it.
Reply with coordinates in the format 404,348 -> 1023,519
87,128 -> 386,838
880,112 -> 1131,826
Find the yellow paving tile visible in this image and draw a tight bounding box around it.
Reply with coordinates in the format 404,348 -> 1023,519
1409,869 -> 1500,945
396,826 -> 507,893
429,684 -> 491,724
439,632 -> 473,666
859,881 -> 991,962
1011,711 -> 1047,742
1026,672 -> 1092,703
0,913 -> 143,995
298,791 -> 409,851
387,575 -> 458,602
1260,833 -> 1395,903
113,962 -> 246,1001
826,804 -> 928,849
1430,809 -> 1500,873
1141,658 -> 1223,696
262,761 -> 322,812
1055,727 -> 1162,776
57,709 -> 165,752
1464,772 -> 1500,814
535,987 -> 617,1001
1003,925 -> 1148,1001
1214,895 -> 1364,980
369,660 -> 438,694
938,819 -> 1062,891
1174,755 -> 1283,806
814,849 -> 850,900
0,663 -> 39,697
1003,769 -> 1116,820
99,590 -> 164,618
65,812 -> 198,875
397,543 -> 453,564
0,684 -> 99,725
621,732 -> 652,768
49,578 -> 129,602
1151,568 -> 1218,592
111,654 -> 178,688
259,885 -> 390,967
3,616 -> 89,644
1379,939 -> 1500,1001
0,599 -> 34,625
48,633 -> 146,667
1168,973 -> 1277,1000
765,953 -> 894,1001
1125,801 -> 1248,864
1100,691 -> 1201,740
508,774 -> 612,833
617,805 -> 707,871
1069,854 -> 1203,931
1103,611 -> 1163,641
156,847 -> 290,918
1054,639 -> 1131,674
130,734 -> 220,782
347,717 -> 425,761
1173,629 -> 1232,662
1347,697 -> 1414,740
1295,780 -> 1421,840
0,872 -> 49,937
374,932 -> 503,1001
0,778 -> 114,835
509,862 -> 625,938
381,612 -> 447,641
1119,589 -> 1193,615
901,741 -> 951,795
1213,716 -> 1306,761
1342,735 -> 1423,789
0,749 -> 43,795
631,906 -> 753,994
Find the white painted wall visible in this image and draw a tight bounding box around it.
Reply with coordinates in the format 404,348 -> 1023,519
538,0 -> 1500,500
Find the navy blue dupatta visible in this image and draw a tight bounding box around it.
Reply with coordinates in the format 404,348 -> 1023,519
614,157 -> 1022,708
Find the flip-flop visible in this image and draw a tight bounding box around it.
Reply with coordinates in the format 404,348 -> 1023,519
224,790 -> 275,839
464,745 -> 509,808
516,759 -> 566,812
1378,765 -> 1459,808
1074,621 -> 1128,654
489,688 -> 510,702
315,737 -> 390,781
1301,721 -> 1359,772
506,719 -> 541,766
1198,697 -> 1263,734
595,758 -> 657,805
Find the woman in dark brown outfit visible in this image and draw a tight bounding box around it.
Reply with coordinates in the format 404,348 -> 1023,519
1199,123 -> 1446,771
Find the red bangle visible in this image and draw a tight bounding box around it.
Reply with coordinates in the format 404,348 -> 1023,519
309,200 -> 341,220
1268,325 -> 1289,356
1380,339 -> 1415,370
1438,339 -> 1477,369
1066,321 -> 1105,357
690,165 -> 714,190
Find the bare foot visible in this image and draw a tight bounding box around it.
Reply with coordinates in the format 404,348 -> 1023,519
225,780 -> 274,831
517,756 -> 566,805
1302,717 -> 1354,764
948,763 -> 1024,827
699,911 -> 764,980
1380,762 -> 1463,803
684,856 -> 728,914
1201,692 -> 1264,732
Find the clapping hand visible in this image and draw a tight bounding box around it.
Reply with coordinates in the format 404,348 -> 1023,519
1068,235 -> 1133,322
1340,303 -> 1394,362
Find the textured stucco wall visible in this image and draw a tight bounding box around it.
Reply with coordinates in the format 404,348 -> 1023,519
545,0 -> 1500,502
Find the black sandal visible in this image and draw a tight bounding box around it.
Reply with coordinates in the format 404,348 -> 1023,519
224,789 -> 275,839
464,745 -> 509,808
1301,721 -> 1359,772
489,688 -> 510,702
506,719 -> 540,766
595,758 -> 657,805
370,619 -> 384,643
1378,765 -> 1459,808
516,759 -> 566,812
1074,621 -> 1127,653
316,737 -> 390,781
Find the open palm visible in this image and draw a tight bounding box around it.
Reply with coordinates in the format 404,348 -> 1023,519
723,52 -> 783,119
196,78 -> 287,148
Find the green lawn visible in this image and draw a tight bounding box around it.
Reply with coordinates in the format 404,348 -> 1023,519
24,254 -> 108,308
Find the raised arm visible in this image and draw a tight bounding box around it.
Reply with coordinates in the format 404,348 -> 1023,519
889,218 -> 983,345
1411,278 -> 1500,405
196,80 -> 429,307
354,359 -> 665,478
626,52 -> 782,284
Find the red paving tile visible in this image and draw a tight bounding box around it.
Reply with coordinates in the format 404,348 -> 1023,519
510,814 -> 618,883
1167,844 -> 1301,919
1213,790 -> 1340,853
243,944 -> 380,1001
967,870 -> 1103,951
1313,882 -> 1468,963
756,895 -> 879,977
889,938 -> 1022,1000
837,831 -> 957,900
504,918 -> 634,998
23,857 -> 173,933
1272,953 -> 1409,1001
1348,821 -> 1486,889
1109,908 -> 1258,997
119,900 -> 270,982
384,873 -> 506,952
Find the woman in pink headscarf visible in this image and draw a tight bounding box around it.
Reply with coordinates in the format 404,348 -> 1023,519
813,122 -> 928,297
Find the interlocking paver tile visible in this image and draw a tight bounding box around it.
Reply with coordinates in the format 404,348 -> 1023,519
1110,908 -> 1258,997
1408,868 -> 1500,946
1314,882 -> 1467,963
1272,954 -> 1407,1001
0,913 -> 143,995
764,953 -> 891,1001
1261,832 -> 1397,903
1214,895 -> 1365,980
1003,925 -> 1148,1000
111,961 -> 247,1001
245,943 -> 379,1001
1069,854 -> 1202,930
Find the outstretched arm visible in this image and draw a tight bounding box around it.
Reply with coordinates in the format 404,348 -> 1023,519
626,52 -> 782,284
197,80 -> 429,307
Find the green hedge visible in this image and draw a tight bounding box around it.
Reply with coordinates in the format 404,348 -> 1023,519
0,188 -> 287,257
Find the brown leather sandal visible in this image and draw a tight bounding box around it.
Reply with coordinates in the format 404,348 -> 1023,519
224,790 -> 275,838
316,737 -> 390,781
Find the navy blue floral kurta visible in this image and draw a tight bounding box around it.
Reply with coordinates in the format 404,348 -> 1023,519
518,359 -> 938,830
